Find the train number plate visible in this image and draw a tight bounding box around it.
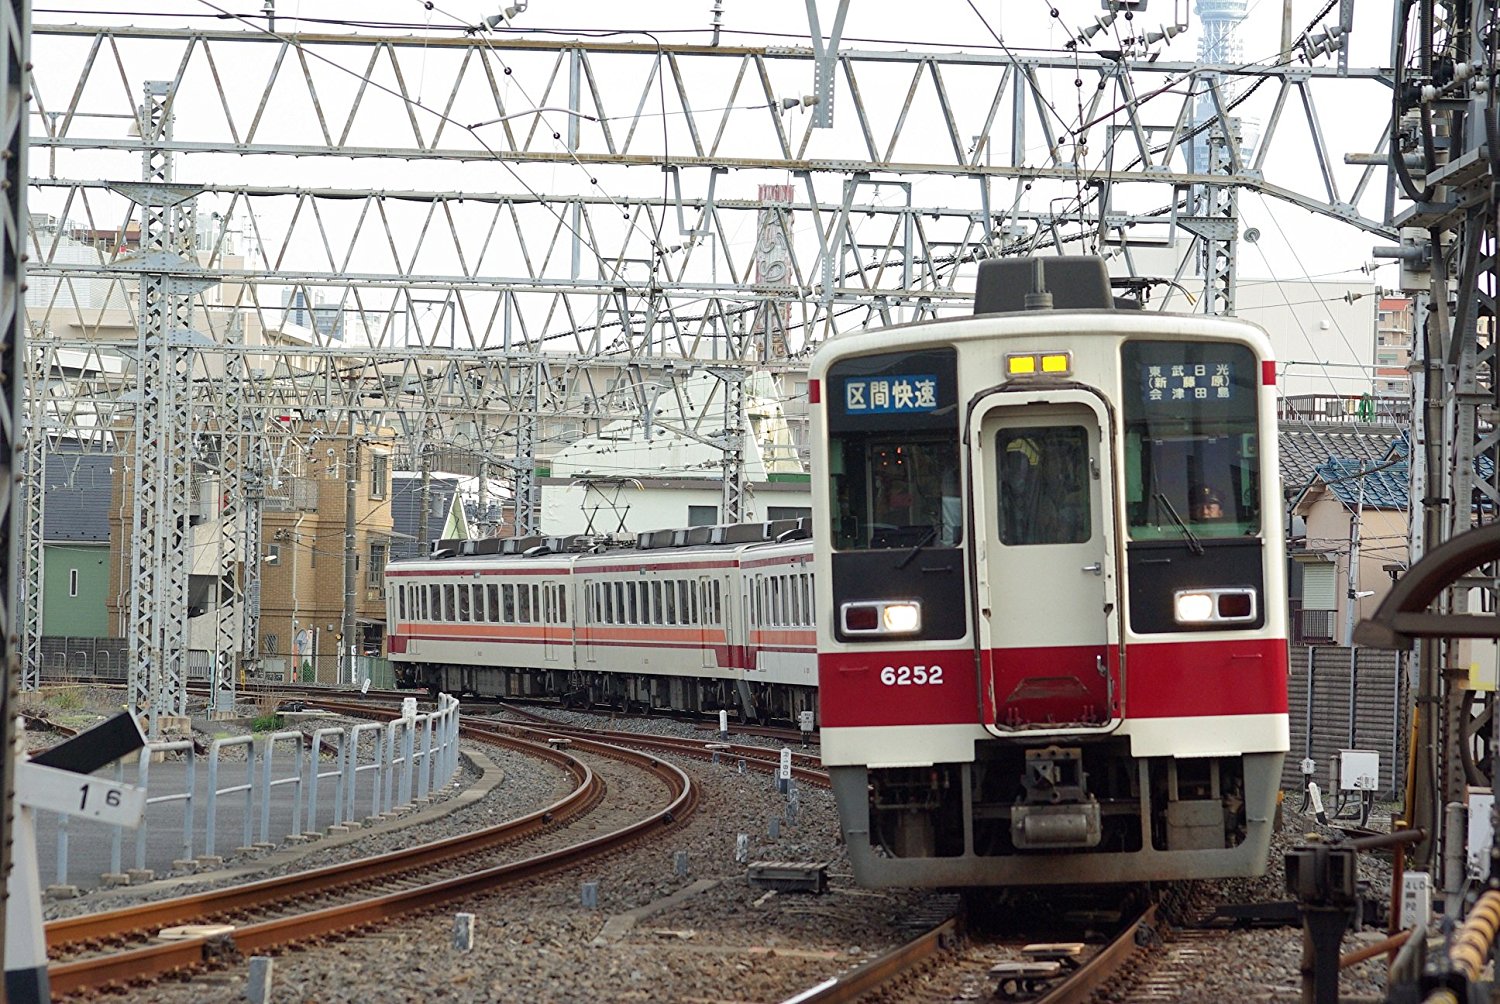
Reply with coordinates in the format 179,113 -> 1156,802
879,665 -> 944,686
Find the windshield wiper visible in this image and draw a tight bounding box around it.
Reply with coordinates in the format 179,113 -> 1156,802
896,526 -> 937,569
1155,492 -> 1204,555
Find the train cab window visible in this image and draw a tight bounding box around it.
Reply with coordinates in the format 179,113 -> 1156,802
1122,341 -> 1261,540
397,588 -> 406,621
827,348 -> 961,551
997,426 -> 1091,546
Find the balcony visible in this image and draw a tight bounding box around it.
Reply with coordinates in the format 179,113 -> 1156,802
1279,394 -> 1409,427
1292,603 -> 1337,646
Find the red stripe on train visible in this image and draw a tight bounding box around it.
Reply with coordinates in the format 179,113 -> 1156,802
817,638 -> 1286,728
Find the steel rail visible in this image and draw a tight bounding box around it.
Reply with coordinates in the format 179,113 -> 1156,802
44,731 -> 595,951
1035,904 -> 1159,1004
472,718 -> 826,785
779,917 -> 961,1003
46,735 -> 696,997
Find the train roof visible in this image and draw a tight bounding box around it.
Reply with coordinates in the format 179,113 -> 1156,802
809,256 -> 1273,372
386,517 -> 812,574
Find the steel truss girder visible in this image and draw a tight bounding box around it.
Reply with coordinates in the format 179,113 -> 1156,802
0,0 -> 26,971
26,28 -> 1393,232
1387,0 -> 1500,873
18,341 -> 46,691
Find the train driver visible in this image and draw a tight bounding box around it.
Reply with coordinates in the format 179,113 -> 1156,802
1189,484 -> 1225,522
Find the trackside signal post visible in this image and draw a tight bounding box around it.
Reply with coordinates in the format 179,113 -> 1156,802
4,712 -> 147,1003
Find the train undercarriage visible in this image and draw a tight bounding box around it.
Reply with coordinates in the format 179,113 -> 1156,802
397,661 -> 818,726
832,739 -> 1283,887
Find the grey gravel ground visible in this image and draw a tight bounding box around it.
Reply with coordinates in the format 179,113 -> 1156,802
24,693 -> 1423,1002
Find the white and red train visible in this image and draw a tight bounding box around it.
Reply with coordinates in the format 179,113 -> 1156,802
386,522 -> 819,726
387,255 -> 1289,890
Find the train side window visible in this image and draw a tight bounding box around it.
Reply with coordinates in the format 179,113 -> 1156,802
397,587 -> 406,621
558,587 -> 567,623
499,584 -> 513,622
712,581 -> 722,624
518,585 -> 531,623
486,584 -> 498,622
663,581 -> 675,624
650,581 -> 662,624
456,585 -> 470,622
421,586 -> 430,621
437,585 -> 449,621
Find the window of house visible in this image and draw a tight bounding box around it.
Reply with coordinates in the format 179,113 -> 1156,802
688,505 -> 717,527
68,568 -> 79,598
266,542 -> 281,567
366,542 -> 387,589
370,453 -> 388,499
767,506 -> 812,521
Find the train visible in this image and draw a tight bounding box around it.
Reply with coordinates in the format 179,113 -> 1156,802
385,520 -> 821,727
386,254 -> 1289,890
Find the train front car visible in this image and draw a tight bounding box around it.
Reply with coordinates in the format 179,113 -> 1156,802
811,257 -> 1288,889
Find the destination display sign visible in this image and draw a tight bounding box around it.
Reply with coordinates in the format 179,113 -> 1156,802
1141,362 -> 1235,403
842,374 -> 939,415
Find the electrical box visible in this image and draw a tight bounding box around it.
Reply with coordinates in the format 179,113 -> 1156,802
1335,749 -> 1380,791
1469,788 -> 1495,880
1401,872 -> 1432,930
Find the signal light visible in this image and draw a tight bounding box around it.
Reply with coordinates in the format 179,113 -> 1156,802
1006,351 -> 1072,378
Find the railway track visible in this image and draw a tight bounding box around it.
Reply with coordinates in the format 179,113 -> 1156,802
781,901 -> 1162,1004
472,702 -> 827,785
43,721 -> 694,998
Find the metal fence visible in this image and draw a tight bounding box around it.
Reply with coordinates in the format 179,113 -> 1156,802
37,638 -> 395,691
35,695 -> 462,892
1285,644 -> 1408,801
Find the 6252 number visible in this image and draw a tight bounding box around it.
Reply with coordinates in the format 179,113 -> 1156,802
879,665 -> 943,686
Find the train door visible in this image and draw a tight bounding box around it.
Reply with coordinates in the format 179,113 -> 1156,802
698,576 -> 716,669
582,579 -> 597,664
543,584 -> 558,662
969,388 -> 1122,733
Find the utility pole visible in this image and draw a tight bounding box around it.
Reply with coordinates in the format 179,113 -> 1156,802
341,432 -> 357,687
1343,476 -> 1366,646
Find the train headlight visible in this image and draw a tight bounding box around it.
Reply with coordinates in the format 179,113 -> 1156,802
841,600 -> 922,636
882,602 -> 922,633
1173,588 -> 1258,625
1174,592 -> 1215,623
